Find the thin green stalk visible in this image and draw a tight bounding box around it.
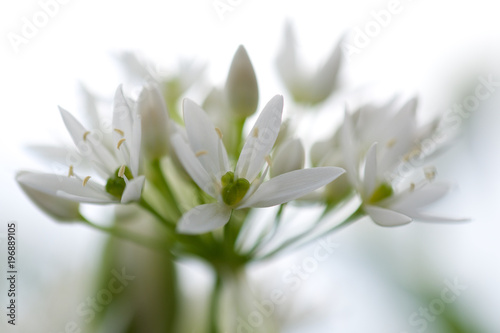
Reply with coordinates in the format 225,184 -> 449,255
245,204 -> 286,256
80,215 -> 167,252
150,158 -> 183,218
256,207 -> 364,261
209,273 -> 223,333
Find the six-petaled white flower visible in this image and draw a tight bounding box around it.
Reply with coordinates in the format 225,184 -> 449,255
17,85 -> 145,204
171,95 -> 345,234
341,100 -> 465,226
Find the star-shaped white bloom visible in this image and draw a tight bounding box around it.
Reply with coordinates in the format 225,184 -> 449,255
171,95 -> 345,234
276,22 -> 343,105
341,103 -> 465,226
17,85 -> 145,204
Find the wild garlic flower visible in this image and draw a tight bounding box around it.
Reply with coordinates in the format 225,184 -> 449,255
171,95 -> 345,234
276,22 -> 343,105
341,99 -> 463,226
17,86 -> 145,204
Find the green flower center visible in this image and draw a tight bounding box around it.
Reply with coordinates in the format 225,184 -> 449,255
221,171 -> 250,206
368,182 -> 393,204
105,166 -> 134,199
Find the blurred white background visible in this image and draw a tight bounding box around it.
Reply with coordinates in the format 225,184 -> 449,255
1,0 -> 500,332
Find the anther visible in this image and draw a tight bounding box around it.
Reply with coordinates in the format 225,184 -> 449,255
253,128 -> 259,138
68,165 -> 74,177
118,165 -> 126,178
265,155 -> 272,166
83,176 -> 91,187
83,131 -> 90,141
117,138 -> 126,149
196,150 -> 208,157
424,166 -> 437,181
215,128 -> 223,139
114,128 -> 125,136
410,183 -> 415,191
386,138 -> 396,148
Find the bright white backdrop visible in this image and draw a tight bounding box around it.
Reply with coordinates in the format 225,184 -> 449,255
1,0 -> 500,332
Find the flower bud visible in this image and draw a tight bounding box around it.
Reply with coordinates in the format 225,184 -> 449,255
17,172 -> 81,222
271,138 -> 305,177
225,45 -> 259,118
137,84 -> 170,160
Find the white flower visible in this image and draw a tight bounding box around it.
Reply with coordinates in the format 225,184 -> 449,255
225,45 -> 259,117
17,85 -> 145,204
341,102 -> 465,226
171,95 -> 345,234
276,22 -> 343,105
137,84 -> 171,159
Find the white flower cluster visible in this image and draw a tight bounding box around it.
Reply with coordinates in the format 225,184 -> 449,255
16,24 -> 464,257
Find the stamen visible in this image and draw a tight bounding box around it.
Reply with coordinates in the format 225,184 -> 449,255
117,138 -> 126,149
118,165 -> 126,178
253,127 -> 259,138
114,128 -> 125,136
265,155 -> 273,167
83,131 -> 90,141
215,128 -> 223,139
68,165 -> 74,177
83,176 -> 91,187
196,150 -> 208,157
386,138 -> 396,148
424,166 -> 437,181
410,183 -> 416,191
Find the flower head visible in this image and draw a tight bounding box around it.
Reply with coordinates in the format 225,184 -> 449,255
17,85 -> 145,205
171,95 -> 345,234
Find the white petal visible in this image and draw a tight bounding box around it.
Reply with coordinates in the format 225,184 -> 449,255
121,176 -> 145,203
236,95 -> 283,182
177,203 -> 231,234
129,113 -> 142,177
77,82 -> 101,132
363,143 -> 378,199
17,172 -> 81,221
137,84 -> 170,160
240,167 -> 345,208
171,133 -> 216,197
270,138 -> 305,177
391,183 -> 451,211
183,98 -> 229,178
16,171 -> 114,203
112,85 -> 134,141
310,36 -> 343,103
59,107 -> 117,174
341,107 -> 359,186
364,205 -> 412,227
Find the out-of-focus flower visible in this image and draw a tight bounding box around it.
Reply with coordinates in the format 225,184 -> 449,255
137,84 -> 171,160
171,95 -> 344,234
270,138 -> 305,177
17,86 -> 145,204
276,22 -> 343,105
225,45 -> 259,118
340,100 -> 465,226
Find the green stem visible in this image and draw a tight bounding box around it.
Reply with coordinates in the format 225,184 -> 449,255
209,273 -> 223,333
150,158 -> 183,219
256,207 -> 364,261
80,214 -> 167,252
246,204 -> 285,256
